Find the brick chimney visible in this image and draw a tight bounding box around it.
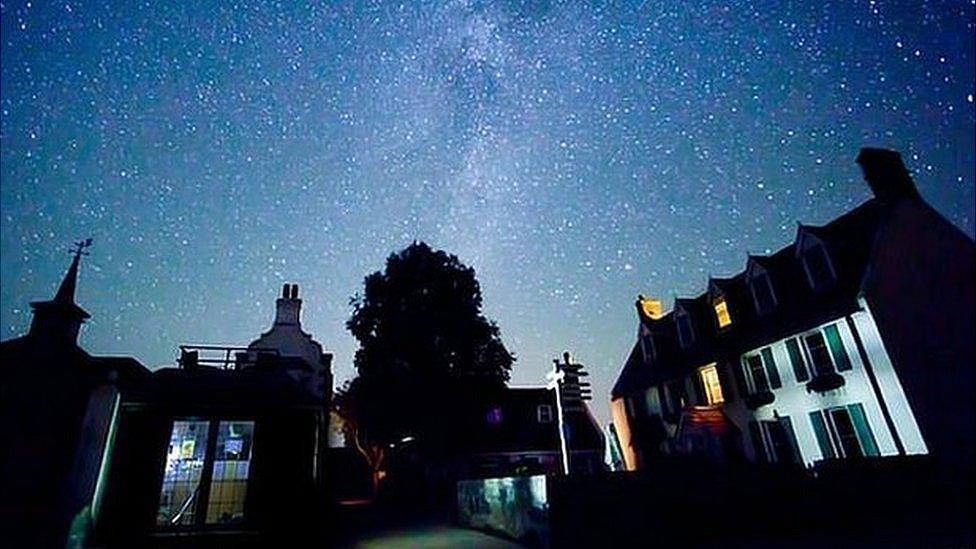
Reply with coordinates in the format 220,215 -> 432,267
856,147 -> 919,201
274,283 -> 302,326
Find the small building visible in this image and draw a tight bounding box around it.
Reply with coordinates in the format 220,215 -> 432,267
462,387 -> 605,477
611,148 -> 975,472
0,243 -> 150,548
92,283 -> 333,546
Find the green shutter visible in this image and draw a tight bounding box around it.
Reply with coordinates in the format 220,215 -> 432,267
848,403 -> 880,457
785,338 -> 809,382
809,411 -> 835,460
760,348 -> 781,389
824,324 -> 852,371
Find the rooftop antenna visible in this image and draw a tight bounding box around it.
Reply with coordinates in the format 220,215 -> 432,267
71,238 -> 93,258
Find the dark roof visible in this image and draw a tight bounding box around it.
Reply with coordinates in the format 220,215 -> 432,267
612,198 -> 889,399
468,387 -> 604,454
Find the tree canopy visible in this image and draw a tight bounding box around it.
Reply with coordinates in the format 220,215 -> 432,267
335,242 -> 515,472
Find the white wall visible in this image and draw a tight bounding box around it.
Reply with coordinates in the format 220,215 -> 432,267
722,305 -> 928,466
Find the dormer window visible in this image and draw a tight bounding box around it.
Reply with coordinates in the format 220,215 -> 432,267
676,308 -> 695,348
639,324 -> 656,363
801,241 -> 835,291
713,295 -> 732,329
747,261 -> 777,315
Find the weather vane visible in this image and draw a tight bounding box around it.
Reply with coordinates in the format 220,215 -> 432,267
70,238 -> 93,258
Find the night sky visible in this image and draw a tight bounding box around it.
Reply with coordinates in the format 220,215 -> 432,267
2,1 -> 973,425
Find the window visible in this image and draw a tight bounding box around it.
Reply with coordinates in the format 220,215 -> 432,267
698,364 -> 724,405
486,407 -> 503,426
809,404 -> 879,460
749,271 -> 777,315
749,417 -> 800,464
639,325 -> 655,363
676,310 -> 695,348
802,324 -> 852,376
537,404 -> 554,423
742,348 -> 781,393
157,420 -> 255,527
713,296 -> 732,329
802,242 -> 835,290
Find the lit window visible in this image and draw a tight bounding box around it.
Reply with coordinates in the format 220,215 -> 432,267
537,404 -> 554,423
486,407 -> 503,426
698,364 -> 724,405
157,419 -> 255,528
713,296 -> 732,329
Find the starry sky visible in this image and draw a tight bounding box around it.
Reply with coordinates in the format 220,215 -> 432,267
2,1 -> 974,425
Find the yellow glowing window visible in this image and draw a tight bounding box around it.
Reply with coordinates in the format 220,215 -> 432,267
713,297 -> 732,328
699,364 -> 725,405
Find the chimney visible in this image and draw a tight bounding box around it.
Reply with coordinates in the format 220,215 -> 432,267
274,282 -> 302,326
856,147 -> 919,201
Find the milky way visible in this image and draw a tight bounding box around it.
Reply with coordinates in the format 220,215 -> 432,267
2,1 -> 973,424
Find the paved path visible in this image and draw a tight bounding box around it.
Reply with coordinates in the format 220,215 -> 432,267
352,526 -> 524,549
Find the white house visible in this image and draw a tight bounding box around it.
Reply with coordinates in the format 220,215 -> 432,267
610,148 -> 975,472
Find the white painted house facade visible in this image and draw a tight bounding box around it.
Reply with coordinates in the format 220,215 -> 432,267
611,148 -> 975,472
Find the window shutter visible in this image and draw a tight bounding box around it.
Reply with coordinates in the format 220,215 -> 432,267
785,338 -> 809,382
778,416 -> 802,465
760,348 -> 781,389
809,411 -> 836,460
847,403 -> 879,457
823,324 -> 852,371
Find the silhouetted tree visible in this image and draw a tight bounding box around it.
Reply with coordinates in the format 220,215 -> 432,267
334,242 -> 514,490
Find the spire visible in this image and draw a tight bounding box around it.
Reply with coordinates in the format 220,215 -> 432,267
28,239 -> 93,345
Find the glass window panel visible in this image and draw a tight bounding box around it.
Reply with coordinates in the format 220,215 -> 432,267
805,245 -> 834,289
746,355 -> 769,392
713,297 -> 732,328
698,364 -> 724,405
824,325 -> 852,371
829,408 -> 863,458
847,404 -> 879,457
751,274 -> 775,314
205,421 -> 255,525
804,332 -> 835,375
760,348 -> 781,389
809,411 -> 836,460
748,421 -> 769,463
157,420 -> 210,526
785,338 -> 810,382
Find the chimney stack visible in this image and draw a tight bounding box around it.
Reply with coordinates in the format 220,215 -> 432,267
274,282 -> 302,326
856,147 -> 919,201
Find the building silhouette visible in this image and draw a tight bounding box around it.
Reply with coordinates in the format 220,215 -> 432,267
0,242 -> 150,547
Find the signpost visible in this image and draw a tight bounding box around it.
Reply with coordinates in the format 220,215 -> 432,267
546,351 -> 592,475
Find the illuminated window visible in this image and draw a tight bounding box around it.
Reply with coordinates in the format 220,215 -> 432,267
537,404 -> 554,423
713,296 -> 732,329
157,421 -> 210,526
205,421 -> 254,525
156,419 -> 255,528
698,364 -> 724,405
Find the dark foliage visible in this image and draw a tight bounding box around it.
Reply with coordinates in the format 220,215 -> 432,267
335,242 -> 515,476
